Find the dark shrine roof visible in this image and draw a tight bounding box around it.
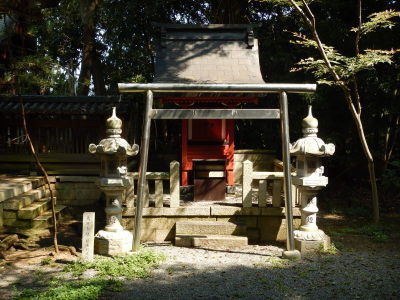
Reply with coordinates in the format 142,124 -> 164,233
0,95 -> 129,115
153,24 -> 265,84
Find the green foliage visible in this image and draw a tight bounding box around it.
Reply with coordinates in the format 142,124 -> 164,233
4,54 -> 66,94
318,242 -> 339,255
64,248 -> 166,279
290,31 -> 399,84
13,278 -> 123,300
382,160 -> 400,194
328,223 -> 391,243
358,224 -> 390,242
40,258 -> 52,266
268,256 -> 289,268
352,10 -> 400,35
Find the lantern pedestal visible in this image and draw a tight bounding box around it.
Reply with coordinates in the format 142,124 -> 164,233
292,179 -> 331,253
94,178 -> 133,256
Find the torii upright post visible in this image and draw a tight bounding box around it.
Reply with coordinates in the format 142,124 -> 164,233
133,90 -> 153,251
280,92 -> 300,260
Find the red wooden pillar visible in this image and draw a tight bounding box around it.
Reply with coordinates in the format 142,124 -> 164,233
225,119 -> 235,186
181,119 -> 189,186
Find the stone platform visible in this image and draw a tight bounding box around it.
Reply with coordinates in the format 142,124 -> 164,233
122,205 -> 301,243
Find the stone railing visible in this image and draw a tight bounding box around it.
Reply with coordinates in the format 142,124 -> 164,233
242,160 -> 299,207
125,161 -> 180,208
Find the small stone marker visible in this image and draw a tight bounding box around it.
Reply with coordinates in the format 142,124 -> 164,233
82,212 -> 95,262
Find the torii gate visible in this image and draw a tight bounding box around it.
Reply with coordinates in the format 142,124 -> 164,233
118,82 -> 317,259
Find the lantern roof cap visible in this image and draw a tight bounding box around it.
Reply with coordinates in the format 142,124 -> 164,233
88,108 -> 139,156
290,105 -> 335,157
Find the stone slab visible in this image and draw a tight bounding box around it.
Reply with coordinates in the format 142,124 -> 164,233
17,198 -> 52,220
175,234 -> 248,248
216,216 -> 257,228
75,189 -> 101,201
31,205 -> 66,229
82,212 -> 95,262
122,217 -> 216,242
259,217 -> 301,242
3,218 -> 32,228
210,206 -> 261,216
176,220 -> 246,236
246,228 -> 260,241
123,207 -> 211,217
3,210 -> 17,219
0,203 -> 3,228
295,235 -> 331,253
94,230 -> 133,256
261,207 -> 301,217
3,187 -> 48,210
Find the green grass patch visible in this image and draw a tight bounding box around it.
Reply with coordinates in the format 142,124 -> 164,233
64,248 -> 166,279
14,248 -> 166,300
40,258 -> 52,266
267,256 -> 289,269
357,223 -> 390,242
13,278 -> 123,300
318,242 -> 339,255
330,223 -> 391,242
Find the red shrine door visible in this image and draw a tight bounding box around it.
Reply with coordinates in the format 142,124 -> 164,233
182,118 -> 234,188
190,119 -> 224,142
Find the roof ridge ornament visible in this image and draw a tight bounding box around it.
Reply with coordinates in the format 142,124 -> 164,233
290,105 -> 335,157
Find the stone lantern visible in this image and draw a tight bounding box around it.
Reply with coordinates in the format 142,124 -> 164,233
290,105 -> 335,253
89,107 -> 139,256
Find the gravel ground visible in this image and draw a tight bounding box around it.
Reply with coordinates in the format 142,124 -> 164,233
104,242 -> 400,300
1,215 -> 399,300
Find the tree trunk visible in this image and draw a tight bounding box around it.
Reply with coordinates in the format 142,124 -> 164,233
77,0 -> 105,95
209,0 -> 249,23
92,50 -> 106,95
347,97 -> 380,223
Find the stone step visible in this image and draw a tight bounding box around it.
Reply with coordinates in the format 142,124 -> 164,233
32,205 -> 66,228
3,205 -> 66,229
175,234 -> 248,248
175,220 -> 246,236
3,186 -> 56,210
0,176 -> 46,202
17,197 -> 54,220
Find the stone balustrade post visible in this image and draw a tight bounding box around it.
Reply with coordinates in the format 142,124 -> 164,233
242,160 -> 253,207
170,161 -> 180,208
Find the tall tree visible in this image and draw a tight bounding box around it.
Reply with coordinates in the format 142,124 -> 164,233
287,0 -> 400,222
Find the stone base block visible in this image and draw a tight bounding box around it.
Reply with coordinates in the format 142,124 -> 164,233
175,234 -> 248,248
94,230 -> 133,256
295,234 -> 331,254
176,220 -> 246,236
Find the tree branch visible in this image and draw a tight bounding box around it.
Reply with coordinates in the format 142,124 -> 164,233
20,100 -> 59,253
288,0 -> 349,93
